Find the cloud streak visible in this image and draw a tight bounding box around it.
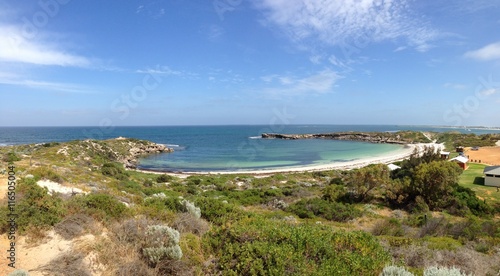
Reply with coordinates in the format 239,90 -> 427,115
0,76 -> 93,93
261,68 -> 341,97
255,0 -> 439,52
0,25 -> 92,67
464,42 -> 500,61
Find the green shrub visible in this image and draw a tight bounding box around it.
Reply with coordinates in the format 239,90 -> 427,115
143,178 -> 154,187
142,225 -> 182,266
156,174 -> 173,183
14,178 -> 66,233
451,185 -> 492,216
3,152 -> 21,163
287,198 -> 361,222
425,237 -> 461,251
206,217 -> 390,275
101,162 -> 129,180
195,197 -> 246,225
75,193 -> 127,220
29,166 -> 64,183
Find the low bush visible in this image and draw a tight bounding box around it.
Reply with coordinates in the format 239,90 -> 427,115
172,213 -> 209,235
101,162 -> 129,180
450,186 -> 493,216
380,265 -> 413,276
156,174 -> 173,183
13,177 -> 66,233
54,213 -> 96,240
206,217 -> 390,275
29,166 -> 64,183
372,218 -> 405,237
287,198 -> 361,222
72,193 -> 128,220
3,152 -> 21,163
142,225 -> 182,266
194,197 -> 247,225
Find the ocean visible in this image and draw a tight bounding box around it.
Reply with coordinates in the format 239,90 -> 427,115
1,125 -> 499,172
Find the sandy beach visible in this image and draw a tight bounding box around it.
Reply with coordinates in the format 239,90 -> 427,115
134,142 -> 444,176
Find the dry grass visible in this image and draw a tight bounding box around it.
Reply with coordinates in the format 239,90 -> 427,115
37,251 -> 91,276
389,243 -> 500,275
172,213 -> 210,236
55,213 -> 97,240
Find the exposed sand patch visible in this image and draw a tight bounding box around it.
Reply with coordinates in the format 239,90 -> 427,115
37,180 -> 88,195
466,145 -> 500,166
16,231 -> 72,275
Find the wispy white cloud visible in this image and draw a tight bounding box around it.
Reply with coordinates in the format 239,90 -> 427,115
0,25 -> 91,67
255,0 -> 439,52
261,68 -> 341,97
464,42 -> 500,61
136,65 -> 182,75
480,88 -> 498,97
0,75 -> 92,93
206,25 -> 225,41
394,46 -> 407,52
444,83 -> 467,90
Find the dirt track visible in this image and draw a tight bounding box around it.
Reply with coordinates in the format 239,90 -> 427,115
466,146 -> 500,166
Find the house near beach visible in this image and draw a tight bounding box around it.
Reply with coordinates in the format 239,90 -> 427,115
484,166 -> 500,187
450,156 -> 469,170
440,151 -> 450,160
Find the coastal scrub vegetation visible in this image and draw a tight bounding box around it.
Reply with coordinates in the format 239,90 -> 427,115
1,136 -> 500,275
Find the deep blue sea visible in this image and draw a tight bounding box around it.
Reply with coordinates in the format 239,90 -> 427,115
1,125 -> 499,172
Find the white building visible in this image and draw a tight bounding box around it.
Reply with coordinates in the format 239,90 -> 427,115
484,166 -> 500,187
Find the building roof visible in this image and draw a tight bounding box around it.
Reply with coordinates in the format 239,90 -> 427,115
440,151 -> 450,155
387,164 -> 401,171
484,166 -> 500,175
450,156 -> 468,163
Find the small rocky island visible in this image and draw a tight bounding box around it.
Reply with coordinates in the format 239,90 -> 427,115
261,131 -> 431,144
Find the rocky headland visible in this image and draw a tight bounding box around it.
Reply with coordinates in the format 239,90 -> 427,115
261,131 -> 430,144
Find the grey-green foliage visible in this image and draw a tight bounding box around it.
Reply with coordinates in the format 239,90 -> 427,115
424,266 -> 471,276
142,225 -> 182,265
7,270 -> 30,276
380,265 -> 414,276
181,199 -> 201,219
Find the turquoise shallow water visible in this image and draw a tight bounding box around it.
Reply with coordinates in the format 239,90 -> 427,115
1,125 -> 499,172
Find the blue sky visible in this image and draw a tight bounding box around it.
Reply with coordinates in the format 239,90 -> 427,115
0,0 -> 499,127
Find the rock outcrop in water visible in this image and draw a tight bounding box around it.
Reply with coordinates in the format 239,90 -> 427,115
261,131 -> 427,145
119,139 -> 174,169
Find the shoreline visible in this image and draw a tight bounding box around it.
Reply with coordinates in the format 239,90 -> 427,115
132,142 -> 444,177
